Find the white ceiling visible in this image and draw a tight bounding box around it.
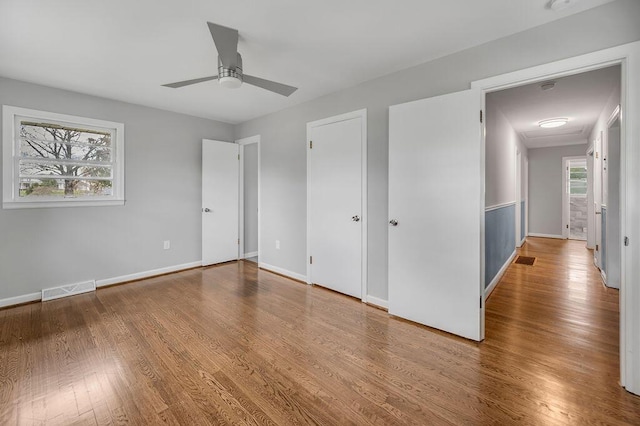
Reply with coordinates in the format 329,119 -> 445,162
0,0 -> 616,124
488,65 -> 620,149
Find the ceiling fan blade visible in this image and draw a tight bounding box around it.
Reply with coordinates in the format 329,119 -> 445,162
162,76 -> 218,88
243,74 -> 298,97
207,22 -> 238,69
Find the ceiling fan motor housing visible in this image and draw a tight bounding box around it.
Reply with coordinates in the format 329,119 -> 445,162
218,54 -> 243,88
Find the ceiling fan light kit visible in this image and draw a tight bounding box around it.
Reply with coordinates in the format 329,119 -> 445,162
162,22 -> 298,96
218,55 -> 243,89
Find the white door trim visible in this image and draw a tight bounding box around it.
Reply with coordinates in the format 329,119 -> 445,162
524,157 -> 529,241
515,149 -> 522,247
562,156 -> 587,240
472,40 -> 640,395
306,109 -> 368,301
236,135 -> 261,260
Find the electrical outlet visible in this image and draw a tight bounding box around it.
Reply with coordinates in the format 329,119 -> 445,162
163,240 -> 170,250
276,240 -> 280,249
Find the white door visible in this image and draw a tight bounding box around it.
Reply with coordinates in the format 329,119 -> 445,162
594,133 -> 602,268
308,112 -> 365,299
389,89 -> 483,341
202,139 -> 239,266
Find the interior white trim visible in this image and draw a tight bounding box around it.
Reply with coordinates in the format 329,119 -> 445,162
365,296 -> 389,310
473,40 -> 640,395
485,201 -> 516,212
485,250 -> 517,299
259,262 -> 307,282
243,251 -> 258,259
96,261 -> 202,287
306,109 -> 368,301
236,135 -> 261,265
0,292 -> 41,309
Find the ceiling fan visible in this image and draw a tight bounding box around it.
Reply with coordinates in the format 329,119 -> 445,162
162,22 -> 298,97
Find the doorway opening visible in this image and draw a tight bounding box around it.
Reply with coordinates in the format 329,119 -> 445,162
482,63 -> 623,385
563,157 -> 588,241
237,135 -> 260,264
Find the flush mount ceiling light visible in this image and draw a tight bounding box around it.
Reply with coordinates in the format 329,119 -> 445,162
539,118 -> 569,128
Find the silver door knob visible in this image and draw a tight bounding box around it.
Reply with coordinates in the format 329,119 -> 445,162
389,219 -> 398,226
352,215 -> 360,222
203,208 -> 212,213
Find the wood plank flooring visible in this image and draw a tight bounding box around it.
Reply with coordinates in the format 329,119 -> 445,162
1,237 -> 639,424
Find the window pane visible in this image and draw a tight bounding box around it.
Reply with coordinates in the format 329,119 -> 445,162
20,139 -> 111,162
19,178 -> 113,198
19,122 -> 112,163
19,161 -> 112,179
569,164 -> 587,195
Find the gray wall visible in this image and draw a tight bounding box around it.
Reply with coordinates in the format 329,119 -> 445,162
0,78 -> 234,300
484,98 -> 527,286
243,143 -> 259,255
485,100 -> 527,207
528,144 -> 588,236
235,0 -> 640,302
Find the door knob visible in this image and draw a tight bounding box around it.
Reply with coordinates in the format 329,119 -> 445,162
203,208 -> 212,213
389,219 -> 398,226
352,215 -> 360,222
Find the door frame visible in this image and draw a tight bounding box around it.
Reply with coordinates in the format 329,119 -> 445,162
472,40 -> 640,394
524,157 -> 529,240
236,135 -> 261,261
587,147 -> 595,249
515,149 -> 522,247
562,156 -> 587,240
306,109 -> 368,302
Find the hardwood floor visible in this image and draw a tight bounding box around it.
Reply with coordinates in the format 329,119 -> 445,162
1,237 -> 639,425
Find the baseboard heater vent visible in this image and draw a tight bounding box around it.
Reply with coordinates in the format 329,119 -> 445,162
42,280 -> 96,302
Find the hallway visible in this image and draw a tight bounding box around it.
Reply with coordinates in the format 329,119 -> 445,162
485,237 -> 628,420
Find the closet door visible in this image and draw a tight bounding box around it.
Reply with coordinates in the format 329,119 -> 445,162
308,111 -> 366,299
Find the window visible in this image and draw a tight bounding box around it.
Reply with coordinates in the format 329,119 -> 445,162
569,165 -> 587,195
3,106 -> 124,208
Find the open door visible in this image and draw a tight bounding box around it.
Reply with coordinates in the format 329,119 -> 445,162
594,133 -> 603,268
388,88 -> 483,341
202,139 -> 239,266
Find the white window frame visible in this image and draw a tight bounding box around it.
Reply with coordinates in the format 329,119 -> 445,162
2,105 -> 125,209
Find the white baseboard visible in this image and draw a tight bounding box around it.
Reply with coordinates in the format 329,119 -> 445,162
366,295 -> 389,310
243,251 -> 258,259
0,261 -> 203,310
527,233 -> 564,239
96,261 -> 202,287
0,292 -> 41,309
519,236 -> 527,246
485,250 -> 517,298
258,262 -> 307,282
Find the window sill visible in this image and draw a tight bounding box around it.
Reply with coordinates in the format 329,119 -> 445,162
2,199 -> 125,209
